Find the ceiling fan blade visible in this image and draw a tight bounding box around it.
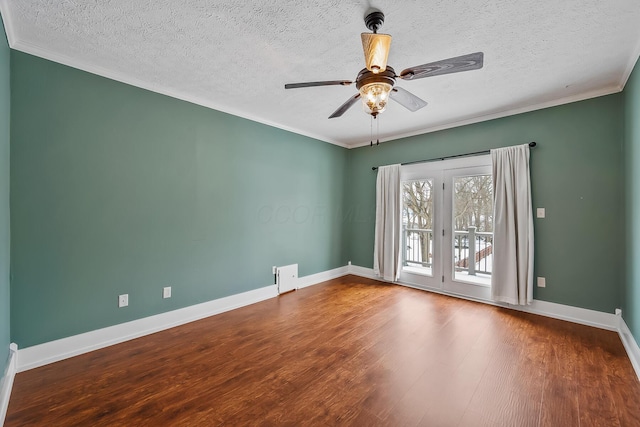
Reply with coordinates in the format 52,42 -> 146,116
390,87 -> 428,112
285,80 -> 353,89
399,52 -> 484,80
329,93 -> 361,118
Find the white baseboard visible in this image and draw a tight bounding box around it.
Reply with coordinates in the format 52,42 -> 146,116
619,318 -> 640,381
348,264 -> 619,329
348,265 -> 640,376
18,285 -> 278,372
297,265 -> 349,289
0,343 -> 18,426
13,263 -> 640,385
347,264 -> 379,280
16,265 -> 352,372
518,299 -> 619,331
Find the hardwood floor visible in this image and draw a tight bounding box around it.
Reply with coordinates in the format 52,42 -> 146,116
6,275 -> 640,426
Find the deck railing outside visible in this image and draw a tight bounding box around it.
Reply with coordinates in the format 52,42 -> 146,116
453,226 -> 493,275
403,226 -> 493,275
403,228 -> 434,268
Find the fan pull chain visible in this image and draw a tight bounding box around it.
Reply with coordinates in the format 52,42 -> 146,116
370,115 -> 373,146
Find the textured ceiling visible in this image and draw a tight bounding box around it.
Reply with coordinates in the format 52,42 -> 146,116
1,0 -> 640,147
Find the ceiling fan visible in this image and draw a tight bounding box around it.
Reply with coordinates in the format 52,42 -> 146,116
285,11 -> 484,119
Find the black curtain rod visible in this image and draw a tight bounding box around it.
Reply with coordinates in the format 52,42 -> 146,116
371,142 -> 537,171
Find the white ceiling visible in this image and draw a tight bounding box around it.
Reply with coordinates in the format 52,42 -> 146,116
1,1 -> 640,148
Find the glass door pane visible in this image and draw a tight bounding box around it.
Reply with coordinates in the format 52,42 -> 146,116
442,160 -> 493,301
452,174 -> 493,286
402,180 -> 435,277
399,165 -> 442,290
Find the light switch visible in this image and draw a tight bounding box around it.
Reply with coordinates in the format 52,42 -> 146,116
537,277 -> 546,288
536,208 -> 545,218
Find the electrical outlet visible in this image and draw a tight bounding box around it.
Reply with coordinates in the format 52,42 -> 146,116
163,287 -> 172,299
536,208 -> 545,218
537,277 -> 546,288
118,294 -> 129,307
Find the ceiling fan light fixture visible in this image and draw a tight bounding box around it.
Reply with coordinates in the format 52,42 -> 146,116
359,81 -> 392,116
284,9 -> 483,122
361,33 -> 392,74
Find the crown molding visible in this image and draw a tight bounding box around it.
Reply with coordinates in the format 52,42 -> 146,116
346,85 -> 622,149
9,39 -> 351,149
0,0 -> 16,46
0,2 -> 634,150
8,37 -> 626,152
620,32 -> 640,91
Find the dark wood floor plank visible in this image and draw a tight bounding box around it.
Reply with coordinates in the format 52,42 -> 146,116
575,329 -> 623,427
539,332 -> 580,427
6,275 -> 640,426
463,343 -> 545,427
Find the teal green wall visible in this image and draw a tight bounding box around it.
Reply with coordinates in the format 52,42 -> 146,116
624,58 -> 640,342
0,15 -> 10,373
347,95 -> 624,313
10,51 -> 348,348
5,44 -> 634,349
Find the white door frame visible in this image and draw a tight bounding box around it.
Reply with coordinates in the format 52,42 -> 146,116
398,155 -> 493,300
442,158 -> 492,300
399,162 -> 443,290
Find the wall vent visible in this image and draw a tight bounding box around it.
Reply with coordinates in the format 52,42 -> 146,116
277,264 -> 298,294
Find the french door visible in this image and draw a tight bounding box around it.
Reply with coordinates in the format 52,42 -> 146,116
399,155 -> 493,300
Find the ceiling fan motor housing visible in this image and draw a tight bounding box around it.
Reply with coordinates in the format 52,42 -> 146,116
355,66 -> 396,90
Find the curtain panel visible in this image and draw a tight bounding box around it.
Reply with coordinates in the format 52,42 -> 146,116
490,144 -> 534,305
373,164 -> 402,282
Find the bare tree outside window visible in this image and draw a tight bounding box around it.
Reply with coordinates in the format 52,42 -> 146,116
453,175 -> 493,233
402,180 -> 434,271
401,175 -> 494,279
453,175 -> 493,278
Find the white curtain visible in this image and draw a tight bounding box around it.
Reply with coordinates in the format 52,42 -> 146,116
373,164 -> 402,282
490,144 -> 534,305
